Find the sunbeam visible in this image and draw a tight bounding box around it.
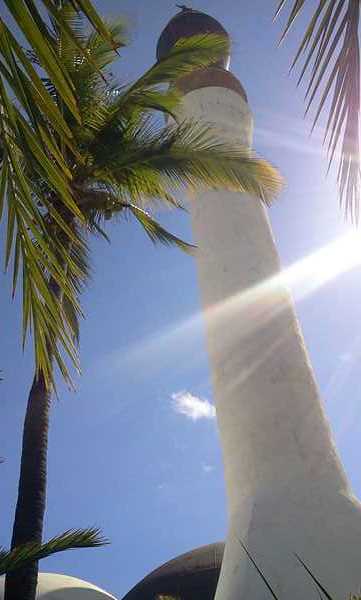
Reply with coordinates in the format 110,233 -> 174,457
107,231 -> 361,376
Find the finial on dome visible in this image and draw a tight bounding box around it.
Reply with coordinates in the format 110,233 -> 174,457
156,9 -> 247,100
176,4 -> 193,11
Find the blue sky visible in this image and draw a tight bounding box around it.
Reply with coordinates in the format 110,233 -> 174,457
1,1 -> 361,598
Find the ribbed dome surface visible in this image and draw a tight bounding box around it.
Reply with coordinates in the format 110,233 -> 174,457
122,542 -> 225,600
0,573 -> 116,599
157,8 -> 230,69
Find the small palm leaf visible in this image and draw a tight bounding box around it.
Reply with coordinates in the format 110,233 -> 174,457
126,204 -> 195,254
117,34 -> 229,112
71,0 -> 122,51
276,0 -> 361,221
0,528 -> 107,576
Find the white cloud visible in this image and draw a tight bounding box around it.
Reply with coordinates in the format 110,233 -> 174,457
202,464 -> 214,473
340,352 -> 353,363
171,391 -> 216,421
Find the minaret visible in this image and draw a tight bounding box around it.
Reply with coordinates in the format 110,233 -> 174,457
157,9 -> 361,600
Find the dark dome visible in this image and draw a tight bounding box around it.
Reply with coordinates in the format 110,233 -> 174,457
157,8 -> 230,70
122,542 -> 225,600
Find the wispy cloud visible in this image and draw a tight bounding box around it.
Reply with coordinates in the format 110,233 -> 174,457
202,463 -> 215,473
171,391 -> 216,421
340,352 -> 353,364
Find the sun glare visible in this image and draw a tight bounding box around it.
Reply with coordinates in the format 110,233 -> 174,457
283,231 -> 361,297
111,232 -> 361,375
201,231 -> 361,334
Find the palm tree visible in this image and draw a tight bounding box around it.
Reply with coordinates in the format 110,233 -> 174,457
0,0 -> 126,386
275,0 -> 360,221
2,5 -> 282,600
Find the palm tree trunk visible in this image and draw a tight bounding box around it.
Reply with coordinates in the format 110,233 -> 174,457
4,213 -> 69,600
4,370 -> 52,600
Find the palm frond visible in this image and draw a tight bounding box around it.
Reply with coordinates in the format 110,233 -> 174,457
83,18 -> 127,68
112,87 -> 181,123
116,34 -> 229,111
71,0 -> 122,51
87,121 -> 282,207
0,528 -> 107,576
77,189 -> 191,252
123,204 -> 195,254
2,0 -> 121,106
0,104 -> 87,386
3,0 -> 77,119
0,0 -> 126,385
0,19 -> 75,143
80,34 -> 228,144
52,5 -> 126,84
276,0 -> 361,221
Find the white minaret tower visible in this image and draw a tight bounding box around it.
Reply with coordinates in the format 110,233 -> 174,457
158,8 -> 361,600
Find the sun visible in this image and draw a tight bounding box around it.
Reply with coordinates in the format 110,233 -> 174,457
283,231 -> 361,298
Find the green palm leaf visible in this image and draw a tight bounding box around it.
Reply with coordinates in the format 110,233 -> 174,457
0,528 -> 107,576
122,204 -> 196,254
0,0 -> 127,386
2,1 -> 120,117
3,0 -> 77,118
276,0 -> 360,221
114,34 -> 229,114
86,121 -> 282,208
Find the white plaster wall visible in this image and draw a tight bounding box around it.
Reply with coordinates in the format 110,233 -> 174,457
0,573 -> 116,599
179,86 -> 361,600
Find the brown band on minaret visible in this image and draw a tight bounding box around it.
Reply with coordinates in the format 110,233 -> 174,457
176,67 -> 248,101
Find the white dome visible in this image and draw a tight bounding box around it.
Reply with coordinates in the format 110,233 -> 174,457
0,572 -> 117,599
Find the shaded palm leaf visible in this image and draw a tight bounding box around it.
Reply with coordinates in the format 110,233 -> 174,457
275,0 -> 360,221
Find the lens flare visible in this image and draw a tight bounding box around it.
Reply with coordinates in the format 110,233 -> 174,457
283,231 -> 361,296
109,232 -> 361,375
193,231 -> 361,355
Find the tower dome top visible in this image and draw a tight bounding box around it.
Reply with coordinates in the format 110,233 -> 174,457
122,542 -> 224,600
157,7 -> 230,70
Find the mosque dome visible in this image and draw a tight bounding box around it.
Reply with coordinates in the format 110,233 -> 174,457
0,572 -> 116,599
122,542 -> 224,600
156,9 -> 247,100
157,7 -> 230,70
